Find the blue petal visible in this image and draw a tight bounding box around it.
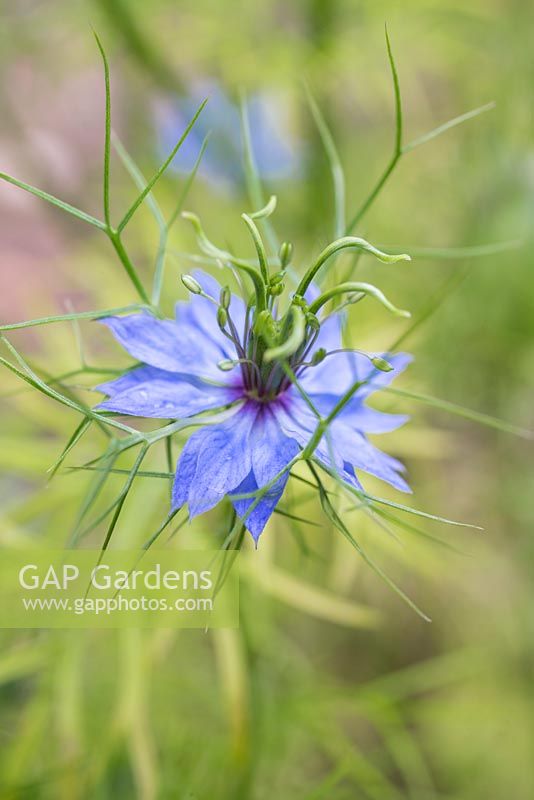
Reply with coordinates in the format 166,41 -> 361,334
96,367 -> 155,398
274,396 -> 345,474
275,390 -> 410,494
231,472 -> 277,543
246,93 -> 299,179
303,393 -> 409,433
342,462 -> 364,491
172,407 -> 256,517
230,409 -> 299,541
175,270 -> 246,358
310,313 -> 343,356
301,351 -> 412,397
99,311 -> 225,381
356,353 -> 413,400
339,404 -> 409,434
303,283 -> 321,304
96,366 -> 234,419
331,427 -> 411,493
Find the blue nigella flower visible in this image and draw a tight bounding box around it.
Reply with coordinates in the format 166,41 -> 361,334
154,83 -> 300,188
96,267 -> 412,543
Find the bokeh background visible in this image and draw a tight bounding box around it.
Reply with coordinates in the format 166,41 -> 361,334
0,1 -> 533,798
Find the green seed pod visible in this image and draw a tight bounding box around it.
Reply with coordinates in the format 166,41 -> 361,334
279,241 -> 293,268
270,282 -> 284,297
371,355 -> 393,372
217,307 -> 228,328
220,286 -> 231,310
263,305 -> 306,363
311,347 -> 327,365
181,274 -> 203,295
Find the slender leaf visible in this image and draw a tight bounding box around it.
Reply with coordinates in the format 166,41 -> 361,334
305,82 -> 345,238
403,102 -> 495,153
346,25 -> 402,233
310,463 -> 432,621
0,304 -> 147,332
0,339 -> 139,437
48,418 -> 93,481
93,31 -> 112,227
117,99 -> 207,233
68,443 -> 121,546
166,133 -> 210,230
239,95 -> 279,254
242,557 -> 381,628
0,172 -> 106,230
383,385 -> 533,439
378,239 -> 521,260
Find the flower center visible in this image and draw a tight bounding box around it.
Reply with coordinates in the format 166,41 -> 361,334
217,294 -> 318,405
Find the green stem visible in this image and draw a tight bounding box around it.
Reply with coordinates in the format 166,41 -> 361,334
304,82 -> 345,239
308,281 -> 410,317
324,380 -> 364,426
239,97 -> 279,255
241,213 -> 269,284
346,152 -> 401,234
117,99 -> 207,234
182,212 -> 267,311
345,26 -> 402,234
93,31 -> 112,229
107,229 -> 150,304
93,0 -> 183,92
296,237 -> 410,297
0,305 -> 147,331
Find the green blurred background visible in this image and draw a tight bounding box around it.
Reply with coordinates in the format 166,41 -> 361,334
0,0 -> 533,797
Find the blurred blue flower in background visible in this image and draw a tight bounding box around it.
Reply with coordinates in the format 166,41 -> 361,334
153,82 -> 300,188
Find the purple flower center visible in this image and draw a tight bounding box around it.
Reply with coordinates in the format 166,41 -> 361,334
222,304 -> 314,405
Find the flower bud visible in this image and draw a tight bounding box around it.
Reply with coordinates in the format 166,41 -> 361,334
371,355 -> 393,372
254,309 -> 278,342
270,270 -> 285,286
311,348 -> 327,365
220,286 -> 231,310
217,307 -> 228,328
270,282 -> 284,297
292,294 -> 307,309
279,241 -> 293,268
217,359 -> 236,371
181,274 -> 203,295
